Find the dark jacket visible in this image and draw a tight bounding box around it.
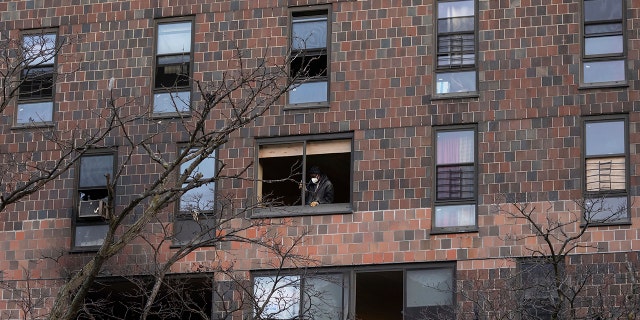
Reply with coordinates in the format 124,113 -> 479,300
305,174 -> 334,205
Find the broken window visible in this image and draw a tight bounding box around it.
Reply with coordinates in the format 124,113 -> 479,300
255,134 -> 352,217
74,153 -> 114,248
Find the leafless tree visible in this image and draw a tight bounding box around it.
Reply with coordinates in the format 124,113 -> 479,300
452,197 -> 640,320
0,28 -> 326,319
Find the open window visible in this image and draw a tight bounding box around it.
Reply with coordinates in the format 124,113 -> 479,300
583,116 -> 629,224
73,153 -> 114,249
254,133 -> 352,217
17,31 -> 57,124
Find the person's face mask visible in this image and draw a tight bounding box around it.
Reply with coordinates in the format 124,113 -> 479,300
311,177 -> 319,184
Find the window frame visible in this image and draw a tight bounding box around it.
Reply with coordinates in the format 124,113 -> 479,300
152,17 -> 195,115
173,146 -> 218,246
432,125 -> 478,233
72,150 -> 116,251
15,29 -> 58,126
253,132 -> 353,218
252,263 -> 455,320
580,0 -> 627,88
582,115 -> 630,225
286,5 -> 331,109
433,0 -> 479,98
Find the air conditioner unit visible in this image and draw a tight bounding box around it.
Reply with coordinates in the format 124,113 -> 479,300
78,199 -> 108,219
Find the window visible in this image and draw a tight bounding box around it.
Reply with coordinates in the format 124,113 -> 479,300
74,153 -> 114,249
254,274 -> 345,320
582,0 -> 626,85
154,20 -> 193,113
17,32 -> 57,124
583,117 -> 629,223
253,265 -> 454,320
433,127 -> 477,231
519,259 -> 559,319
288,8 -> 329,106
80,275 -> 212,318
255,133 -> 352,217
174,148 -> 217,245
435,0 -> 477,95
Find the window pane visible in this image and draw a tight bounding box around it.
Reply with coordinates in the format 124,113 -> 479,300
79,155 -> 114,188
585,36 -> 623,55
181,150 -> 216,180
20,66 -> 55,100
584,0 -> 622,22
75,224 -> 108,247
435,204 -> 476,227
254,276 -> 301,319
437,165 -> 475,200
438,34 -> 475,53
289,81 -> 328,104
292,16 -> 327,50
585,157 -> 625,191
585,23 -> 623,35
180,183 -> 215,212
304,275 -> 344,320
436,71 -> 476,94
438,1 -> 474,18
23,34 -> 56,65
437,130 -> 474,164
406,269 -> 453,307
438,54 -> 475,67
438,16 -> 475,33
585,196 -> 628,222
153,91 -> 190,113
16,101 -> 53,123
583,60 -> 625,83
173,218 -> 215,245
585,120 -> 624,156
157,22 -> 191,55
156,56 -> 190,89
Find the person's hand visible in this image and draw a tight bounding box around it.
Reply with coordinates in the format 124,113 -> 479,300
310,201 -> 319,207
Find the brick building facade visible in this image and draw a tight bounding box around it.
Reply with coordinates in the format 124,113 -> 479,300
1,0 -> 640,319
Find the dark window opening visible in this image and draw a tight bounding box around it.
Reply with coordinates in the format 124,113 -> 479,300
80,276 -> 212,319
20,66 -> 54,100
356,271 -> 404,320
156,54 -> 190,89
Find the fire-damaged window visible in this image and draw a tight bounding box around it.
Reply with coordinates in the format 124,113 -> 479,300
583,116 -> 629,224
433,126 -> 477,232
17,31 -> 57,124
79,275 -> 212,319
73,152 -> 114,249
254,133 -> 352,217
253,264 -> 454,320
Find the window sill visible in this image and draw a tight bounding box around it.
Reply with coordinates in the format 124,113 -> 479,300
150,111 -> 191,119
430,226 -> 478,235
431,92 -> 479,100
69,246 -> 101,254
252,203 -> 352,218
11,122 -> 55,130
581,220 -> 631,228
578,81 -> 628,90
284,101 -> 330,111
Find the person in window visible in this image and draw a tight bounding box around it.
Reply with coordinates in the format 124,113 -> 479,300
305,166 -> 334,207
